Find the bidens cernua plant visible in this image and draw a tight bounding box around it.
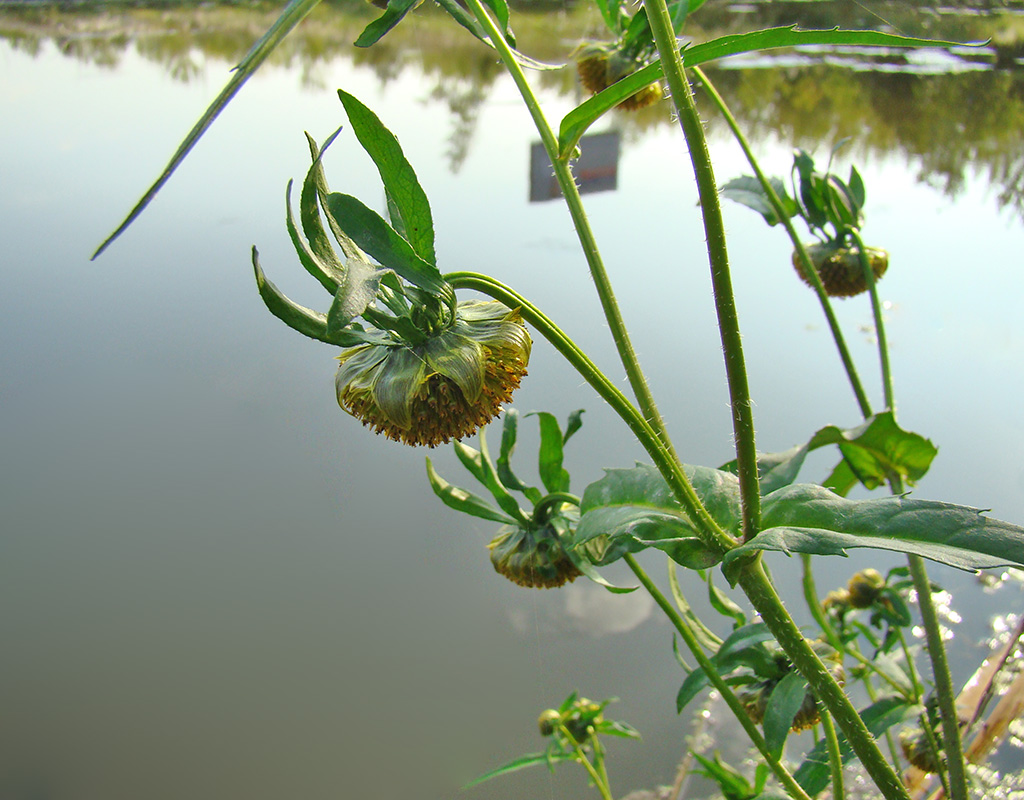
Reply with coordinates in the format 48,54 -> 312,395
251,93 -> 529,448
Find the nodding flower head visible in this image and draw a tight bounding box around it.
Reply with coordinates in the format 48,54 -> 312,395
575,43 -> 662,111
336,301 -> 530,448
253,110 -> 532,448
487,520 -> 581,589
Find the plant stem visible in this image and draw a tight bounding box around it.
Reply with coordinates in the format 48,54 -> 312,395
801,553 -> 844,653
446,271 -> 737,553
462,0 -> 678,462
642,4 -> 761,542
907,554 -> 969,800
624,554 -> 814,800
849,227 -> 894,411
558,724 -> 614,800
691,66 -> 874,420
821,711 -> 846,800
738,560 -> 912,800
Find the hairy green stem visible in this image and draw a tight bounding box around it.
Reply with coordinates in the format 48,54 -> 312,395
624,554 -> 814,800
821,711 -> 846,800
643,6 -> 761,541
691,66 -> 874,419
849,227 -> 894,411
462,0 -> 677,462
739,561 -> 912,800
446,271 -> 736,553
907,554 -> 968,800
558,723 -> 614,800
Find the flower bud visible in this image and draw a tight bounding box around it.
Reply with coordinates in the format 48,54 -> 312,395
847,568 -> 886,609
487,524 -> 582,589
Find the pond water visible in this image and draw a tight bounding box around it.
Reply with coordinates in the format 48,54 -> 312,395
2,2 -> 1024,798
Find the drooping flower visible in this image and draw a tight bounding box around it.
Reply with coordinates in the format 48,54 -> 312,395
252,94 -> 531,447
487,518 -> 582,589
575,43 -> 663,111
336,301 -> 530,447
792,241 -> 889,298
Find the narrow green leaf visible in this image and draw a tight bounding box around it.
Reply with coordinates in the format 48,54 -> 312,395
253,247 -> 365,347
849,165 -> 866,209
323,193 -> 445,294
563,409 -> 585,444
532,412 -> 570,494
668,561 -> 723,651
716,623 -> 773,662
454,435 -> 530,526
337,90 -> 436,264
425,457 -> 517,525
763,671 -> 810,758
93,0 -> 324,259
724,483 -> 1024,574
557,27 -> 973,159
481,0 -> 515,47
354,0 -> 419,48
496,410 -> 543,504
692,751 -> 754,797
297,131 -> 347,290
707,573 -> 747,626
794,696 -> 920,795
461,751 -> 576,790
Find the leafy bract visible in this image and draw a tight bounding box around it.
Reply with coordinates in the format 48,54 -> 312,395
720,175 -> 800,227
426,456 -> 517,525
337,90 -> 436,265
558,27 -> 974,158
571,463 -> 737,568
723,484 -> 1024,578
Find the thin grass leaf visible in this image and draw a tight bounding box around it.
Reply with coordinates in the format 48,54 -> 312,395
93,0 -> 324,259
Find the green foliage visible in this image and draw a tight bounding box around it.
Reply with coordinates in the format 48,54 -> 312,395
724,484 -> 1024,577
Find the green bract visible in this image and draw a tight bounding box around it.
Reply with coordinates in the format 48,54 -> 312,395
252,93 -> 531,447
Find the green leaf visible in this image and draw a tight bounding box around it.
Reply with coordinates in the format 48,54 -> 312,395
456,432 -> 530,526
563,409 -> 585,445
496,410 -> 543,504
93,0 -> 325,259
425,457 -> 517,525
849,165 -> 866,210
252,247 -> 370,347
573,463 -> 736,567
323,193 -> 445,295
722,412 -> 937,495
720,175 -> 797,226
295,131 -> 346,293
707,574 -> 747,626
692,751 -> 754,799
354,0 -> 419,48
676,624 -> 774,712
481,0 -> 515,47
762,670 -> 809,758
461,751 -> 576,790
557,27 -> 973,159
337,90 -> 436,264
724,483 -> 1024,576
794,696 -> 920,795
531,412 -> 570,494
668,561 -> 722,651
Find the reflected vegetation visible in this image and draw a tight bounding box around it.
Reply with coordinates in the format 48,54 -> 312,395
3,0 -> 1024,210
